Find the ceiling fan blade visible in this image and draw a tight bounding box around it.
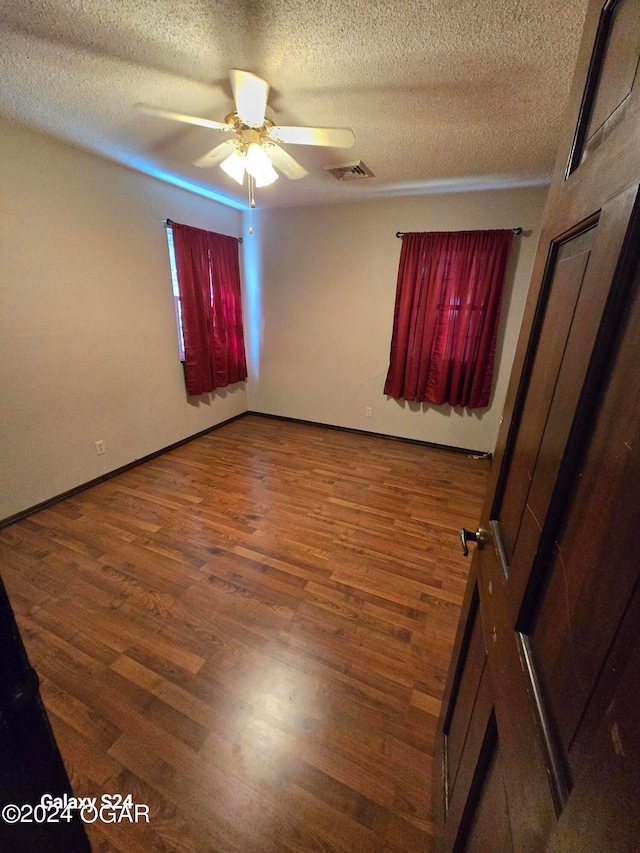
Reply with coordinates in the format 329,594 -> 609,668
194,140 -> 239,168
264,144 -> 309,180
268,125 -> 355,148
136,104 -> 232,132
229,70 -> 269,127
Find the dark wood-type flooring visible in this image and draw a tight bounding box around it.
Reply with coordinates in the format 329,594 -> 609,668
0,415 -> 489,852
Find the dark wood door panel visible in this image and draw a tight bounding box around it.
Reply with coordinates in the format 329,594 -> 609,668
530,266 -> 640,778
498,228 -> 595,561
476,543 -> 557,853
505,186 -> 640,615
578,0 -> 640,167
463,741 -> 514,853
568,574 -> 640,780
440,666 -> 493,851
544,628 -> 640,853
444,595 -> 487,803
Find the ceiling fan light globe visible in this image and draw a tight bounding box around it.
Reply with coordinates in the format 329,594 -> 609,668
255,165 -> 279,187
220,150 -> 246,185
245,142 -> 273,178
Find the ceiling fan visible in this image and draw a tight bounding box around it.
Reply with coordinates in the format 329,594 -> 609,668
137,69 -> 355,197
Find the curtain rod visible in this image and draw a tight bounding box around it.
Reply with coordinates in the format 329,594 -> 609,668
163,219 -> 243,243
396,227 -> 522,238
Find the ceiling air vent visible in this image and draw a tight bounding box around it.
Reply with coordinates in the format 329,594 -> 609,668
324,161 -> 375,180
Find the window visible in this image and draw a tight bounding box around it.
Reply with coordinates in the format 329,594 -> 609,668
165,225 -> 185,361
384,230 -> 513,408
168,220 -> 247,396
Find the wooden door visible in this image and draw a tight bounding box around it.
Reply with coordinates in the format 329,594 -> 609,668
435,1 -> 640,850
0,575 -> 90,852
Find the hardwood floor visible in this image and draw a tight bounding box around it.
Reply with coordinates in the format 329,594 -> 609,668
0,415 -> 489,852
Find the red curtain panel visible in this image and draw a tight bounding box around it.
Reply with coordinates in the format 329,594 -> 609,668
384,229 -> 513,408
172,222 -> 247,395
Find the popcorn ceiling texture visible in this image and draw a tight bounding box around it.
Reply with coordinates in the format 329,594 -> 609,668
0,0 -> 588,208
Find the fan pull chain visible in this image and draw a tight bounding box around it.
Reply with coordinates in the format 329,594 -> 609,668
247,174 -> 255,234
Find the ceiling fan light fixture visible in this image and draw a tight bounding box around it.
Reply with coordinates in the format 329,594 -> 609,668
254,164 -> 279,187
140,70 -> 355,199
244,142 -> 275,182
220,150 -> 246,185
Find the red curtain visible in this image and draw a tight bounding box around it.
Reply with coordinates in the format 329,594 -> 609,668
384,229 -> 513,408
171,222 -> 247,396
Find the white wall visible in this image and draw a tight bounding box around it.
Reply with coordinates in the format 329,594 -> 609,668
246,187 -> 547,452
0,120 -> 247,520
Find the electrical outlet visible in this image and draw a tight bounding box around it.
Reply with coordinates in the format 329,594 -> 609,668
95,440 -> 106,455
365,407 -> 372,417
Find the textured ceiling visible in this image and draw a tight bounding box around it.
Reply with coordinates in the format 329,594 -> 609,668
0,0 -> 589,209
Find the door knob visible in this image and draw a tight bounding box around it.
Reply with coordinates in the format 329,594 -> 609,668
460,526 -> 492,557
